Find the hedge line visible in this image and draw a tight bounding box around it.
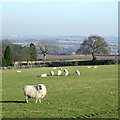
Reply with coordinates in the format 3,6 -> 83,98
31,59 -> 118,67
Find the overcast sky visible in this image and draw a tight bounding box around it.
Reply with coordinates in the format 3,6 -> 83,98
2,2 -> 118,37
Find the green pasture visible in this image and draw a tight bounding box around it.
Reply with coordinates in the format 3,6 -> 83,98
2,65 -> 118,118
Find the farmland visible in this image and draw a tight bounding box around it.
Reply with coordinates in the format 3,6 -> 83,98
1,65 -> 118,118
37,54 -> 118,61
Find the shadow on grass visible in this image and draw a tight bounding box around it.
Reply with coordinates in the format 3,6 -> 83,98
0,101 -> 25,103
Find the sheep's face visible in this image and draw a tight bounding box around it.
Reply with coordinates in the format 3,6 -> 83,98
38,85 -> 42,90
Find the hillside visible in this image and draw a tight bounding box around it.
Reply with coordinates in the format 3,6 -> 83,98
2,35 -> 118,55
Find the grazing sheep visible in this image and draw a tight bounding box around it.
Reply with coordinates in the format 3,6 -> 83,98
94,66 -> 97,68
17,70 -> 21,73
59,68 -> 62,70
41,73 -> 47,77
88,66 -> 91,68
50,71 -> 54,76
23,84 -> 47,103
57,70 -> 62,76
65,71 -> 69,76
64,69 -> 68,72
75,70 -> 80,76
53,67 -> 56,70
64,69 -> 69,76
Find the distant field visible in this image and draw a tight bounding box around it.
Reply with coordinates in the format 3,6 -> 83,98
2,65 -> 118,118
14,55 -> 118,64
37,54 -> 118,61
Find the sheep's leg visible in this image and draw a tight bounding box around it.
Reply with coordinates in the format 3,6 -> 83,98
25,96 -> 28,103
36,99 -> 38,103
39,99 -> 41,103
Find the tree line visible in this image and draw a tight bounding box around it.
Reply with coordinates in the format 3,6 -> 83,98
1,40 -> 37,67
1,40 -> 62,67
1,35 -> 109,67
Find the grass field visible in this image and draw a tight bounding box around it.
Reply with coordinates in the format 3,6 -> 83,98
2,65 -> 118,118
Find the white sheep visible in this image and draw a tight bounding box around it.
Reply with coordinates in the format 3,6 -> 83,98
75,70 -> 80,76
88,66 -> 91,68
94,66 -> 97,68
17,70 -> 21,73
57,70 -> 62,76
65,71 -> 69,76
64,69 -> 68,72
64,69 -> 69,76
59,68 -> 62,70
50,71 -> 54,76
41,73 -> 47,77
23,84 -> 46,103
53,67 -> 56,70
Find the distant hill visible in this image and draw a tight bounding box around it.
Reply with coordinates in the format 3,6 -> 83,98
1,35 -> 118,55
2,35 -> 118,44
104,36 -> 118,43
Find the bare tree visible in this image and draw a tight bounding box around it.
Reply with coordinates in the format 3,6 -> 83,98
37,41 -> 51,61
76,35 -> 109,61
37,41 -> 62,61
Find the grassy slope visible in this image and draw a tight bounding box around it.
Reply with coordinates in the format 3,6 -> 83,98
2,65 -> 118,118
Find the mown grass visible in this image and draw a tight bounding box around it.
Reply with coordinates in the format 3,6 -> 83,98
2,65 -> 118,118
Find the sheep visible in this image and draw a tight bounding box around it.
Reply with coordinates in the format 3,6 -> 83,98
41,73 -> 47,77
17,70 -> 21,73
65,71 -> 69,76
94,66 -> 97,68
88,66 -> 91,68
75,70 -> 80,76
64,69 -> 68,72
57,70 -> 62,76
64,69 -> 69,76
23,84 -> 47,103
59,68 -> 62,70
50,71 -> 54,76
53,67 -> 56,70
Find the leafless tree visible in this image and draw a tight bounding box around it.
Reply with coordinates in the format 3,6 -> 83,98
37,41 -> 61,61
37,41 -> 51,61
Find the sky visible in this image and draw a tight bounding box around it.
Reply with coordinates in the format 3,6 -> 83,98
1,2 -> 118,37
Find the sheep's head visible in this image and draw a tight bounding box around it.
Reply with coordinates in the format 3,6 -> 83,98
37,84 -> 47,97
37,84 -> 42,90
